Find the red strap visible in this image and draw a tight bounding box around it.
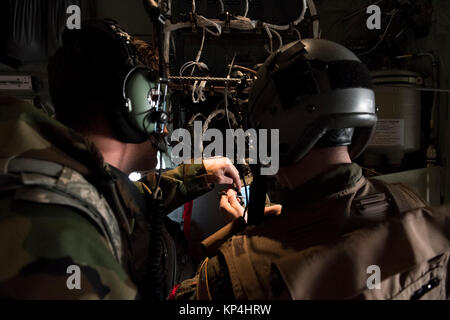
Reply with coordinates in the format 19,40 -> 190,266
182,200 -> 194,240
167,284 -> 180,300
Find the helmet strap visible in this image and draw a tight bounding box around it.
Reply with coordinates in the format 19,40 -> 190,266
247,165 -> 268,226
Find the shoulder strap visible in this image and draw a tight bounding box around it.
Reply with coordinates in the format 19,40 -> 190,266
201,217 -> 247,257
219,235 -> 266,300
350,179 -> 427,224
370,178 -> 427,213
0,157 -> 124,265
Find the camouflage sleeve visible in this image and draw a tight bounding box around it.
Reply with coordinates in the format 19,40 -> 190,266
140,164 -> 213,214
170,253 -> 234,300
0,200 -> 137,300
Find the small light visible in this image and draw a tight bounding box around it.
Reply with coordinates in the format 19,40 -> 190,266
129,172 -> 142,182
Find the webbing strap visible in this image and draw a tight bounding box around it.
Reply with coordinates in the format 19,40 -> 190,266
371,179 -> 427,214
6,158 -> 63,177
220,235 -> 265,300
0,157 -> 124,265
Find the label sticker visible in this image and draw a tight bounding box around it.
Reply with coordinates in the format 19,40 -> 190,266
369,119 -> 405,146
0,75 -> 33,91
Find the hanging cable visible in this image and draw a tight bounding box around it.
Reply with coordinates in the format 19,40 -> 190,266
191,80 -> 208,103
188,113 -> 207,127
294,27 -> 302,40
243,0 -> 249,18
178,27 -> 212,103
232,65 -> 257,75
224,54 -> 237,130
179,28 -> 208,76
193,27 -> 206,73
197,15 -> 222,36
262,0 -> 307,31
306,0 -> 320,38
198,108 -> 238,153
264,24 -> 274,53
162,0 -> 310,76
219,0 -> 225,14
202,109 -> 239,136
263,25 -> 283,54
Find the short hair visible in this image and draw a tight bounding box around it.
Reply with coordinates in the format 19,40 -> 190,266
48,20 -> 159,132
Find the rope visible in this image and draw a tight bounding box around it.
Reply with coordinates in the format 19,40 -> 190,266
169,76 -> 242,82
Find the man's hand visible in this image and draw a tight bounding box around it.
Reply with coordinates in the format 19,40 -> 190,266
220,188 -> 283,224
220,189 -> 245,224
264,205 -> 283,217
203,157 -> 242,190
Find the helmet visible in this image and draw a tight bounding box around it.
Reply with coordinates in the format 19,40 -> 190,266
248,39 -> 377,166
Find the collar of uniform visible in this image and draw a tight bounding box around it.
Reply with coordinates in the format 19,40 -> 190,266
280,163 -> 363,210
108,165 -> 147,223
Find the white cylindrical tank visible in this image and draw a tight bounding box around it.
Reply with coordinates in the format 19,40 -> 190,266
365,70 -> 423,167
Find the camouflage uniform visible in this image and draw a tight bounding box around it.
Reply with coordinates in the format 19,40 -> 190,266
172,164 -> 450,300
0,97 -> 212,299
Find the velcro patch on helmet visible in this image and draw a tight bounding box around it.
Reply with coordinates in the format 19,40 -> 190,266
328,61 -> 373,90
273,58 -> 320,110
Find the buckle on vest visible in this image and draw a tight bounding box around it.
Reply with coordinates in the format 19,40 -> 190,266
352,192 -> 391,221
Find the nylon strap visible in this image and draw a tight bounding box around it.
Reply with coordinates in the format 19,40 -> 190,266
371,179 -> 427,213
0,157 -> 124,265
220,235 -> 264,300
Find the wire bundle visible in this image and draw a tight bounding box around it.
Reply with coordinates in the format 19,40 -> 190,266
163,0 -> 319,76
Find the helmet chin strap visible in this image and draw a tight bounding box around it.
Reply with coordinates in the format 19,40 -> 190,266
247,170 -> 268,226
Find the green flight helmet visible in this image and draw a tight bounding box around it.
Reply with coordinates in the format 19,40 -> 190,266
249,39 -> 377,166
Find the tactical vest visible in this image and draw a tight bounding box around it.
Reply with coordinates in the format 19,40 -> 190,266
0,157 -> 124,264
0,157 -> 181,300
201,176 -> 450,300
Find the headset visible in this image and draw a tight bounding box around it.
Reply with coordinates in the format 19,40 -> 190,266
63,19 -> 169,144
107,20 -> 169,144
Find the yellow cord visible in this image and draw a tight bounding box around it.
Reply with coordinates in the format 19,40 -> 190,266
204,258 -> 212,300
196,258 -> 212,300
136,181 -> 153,197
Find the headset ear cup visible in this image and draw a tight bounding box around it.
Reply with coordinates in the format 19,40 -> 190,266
107,99 -> 149,144
106,67 -> 150,144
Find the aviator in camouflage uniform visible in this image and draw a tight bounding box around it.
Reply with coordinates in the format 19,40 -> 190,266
0,96 -> 212,299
